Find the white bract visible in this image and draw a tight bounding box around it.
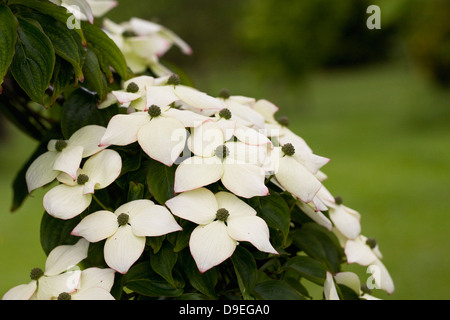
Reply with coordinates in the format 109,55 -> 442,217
2,239 -> 89,300
25,125 -> 107,193
99,104 -> 208,167
101,75 -> 225,112
272,142 -> 325,203
343,235 -> 395,294
43,149 -> 122,220
64,267 -> 116,300
71,199 -> 182,274
166,188 -> 277,273
174,120 -> 269,198
324,271 -> 381,300
102,17 -> 192,76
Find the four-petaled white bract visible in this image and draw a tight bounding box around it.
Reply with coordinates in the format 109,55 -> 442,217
43,149 -> 122,220
166,188 -> 278,273
71,199 -> 182,274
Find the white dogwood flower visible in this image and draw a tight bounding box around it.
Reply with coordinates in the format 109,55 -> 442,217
2,239 -> 89,300
87,0 -> 117,17
102,17 -> 192,75
174,120 -> 269,198
99,101 -> 208,166
100,74 -> 224,113
71,199 -> 182,274
43,149 -> 122,220
273,142 -> 323,203
25,125 -> 107,193
166,188 -> 277,273
328,196 -> 361,240
344,235 -> 395,294
324,271 -> 381,300
57,267 -> 116,300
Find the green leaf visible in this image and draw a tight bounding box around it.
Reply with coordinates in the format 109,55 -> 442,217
9,0 -> 87,45
283,255 -> 327,285
0,4 -> 18,89
124,262 -> 183,297
33,13 -> 84,81
180,250 -> 218,298
49,57 -> 73,106
253,280 -> 307,300
61,88 -> 117,139
293,223 -> 344,273
248,189 -> 291,241
40,211 -> 81,256
230,246 -> 258,300
149,242 -> 178,287
81,48 -> 107,100
127,181 -> 145,201
172,220 -> 196,252
10,17 -> 55,104
146,158 -> 176,204
80,20 -> 129,80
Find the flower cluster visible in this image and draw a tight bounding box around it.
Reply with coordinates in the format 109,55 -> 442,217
2,1 -> 394,300
3,239 -> 115,300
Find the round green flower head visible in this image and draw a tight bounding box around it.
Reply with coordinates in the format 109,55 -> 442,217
216,208 -> 230,222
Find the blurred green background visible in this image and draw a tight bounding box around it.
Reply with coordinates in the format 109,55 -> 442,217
1,0 -> 449,300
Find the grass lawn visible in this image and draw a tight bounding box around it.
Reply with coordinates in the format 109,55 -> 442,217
0,58 -> 449,299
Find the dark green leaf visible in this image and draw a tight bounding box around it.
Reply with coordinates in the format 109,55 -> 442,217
124,262 -> 183,297
81,48 -> 107,100
283,255 -> 327,285
0,5 -> 18,89
9,0 -> 87,45
49,57 -> 74,106
146,158 -> 176,204
61,88 -> 117,139
149,242 -> 178,287
40,211 -> 81,255
10,17 -> 55,104
34,14 -> 84,81
172,220 -> 196,253
293,223 -> 344,273
230,246 -> 258,300
248,189 -> 291,241
81,20 -> 129,80
146,235 -> 165,254
180,250 -> 218,299
127,181 -> 144,201
253,280 -> 306,300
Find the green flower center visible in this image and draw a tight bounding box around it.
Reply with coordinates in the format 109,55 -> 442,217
77,174 -> 89,185
57,292 -> 72,300
167,74 -> 181,86
277,116 -> 290,127
55,140 -> 68,152
218,88 -> 230,100
148,105 -> 162,118
117,213 -> 129,226
126,82 -> 139,93
214,145 -> 230,160
334,196 -> 343,205
281,143 -> 295,156
122,30 -> 138,37
30,267 -> 44,281
366,238 -> 377,249
216,208 -> 230,222
218,108 -> 232,120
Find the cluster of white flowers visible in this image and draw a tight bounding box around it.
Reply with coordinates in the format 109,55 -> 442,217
3,239 -> 115,300
2,1 -> 394,299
